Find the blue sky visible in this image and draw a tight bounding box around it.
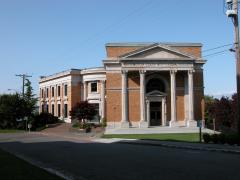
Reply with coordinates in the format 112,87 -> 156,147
0,0 -> 236,96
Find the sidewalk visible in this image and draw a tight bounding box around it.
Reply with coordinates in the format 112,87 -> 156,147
93,138 -> 240,154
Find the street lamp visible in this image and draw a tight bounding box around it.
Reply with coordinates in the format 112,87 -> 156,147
7,89 -> 19,94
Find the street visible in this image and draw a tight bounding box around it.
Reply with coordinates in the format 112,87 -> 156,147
0,133 -> 240,180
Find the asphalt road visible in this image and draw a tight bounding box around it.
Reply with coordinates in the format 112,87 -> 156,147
0,133 -> 240,180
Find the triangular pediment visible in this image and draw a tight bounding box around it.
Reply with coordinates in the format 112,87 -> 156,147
120,44 -> 193,59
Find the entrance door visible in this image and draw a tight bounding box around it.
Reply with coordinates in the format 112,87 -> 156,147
150,102 -> 162,126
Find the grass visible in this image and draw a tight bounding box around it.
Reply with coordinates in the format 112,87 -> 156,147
102,133 -> 200,142
0,129 -> 24,133
0,148 -> 63,180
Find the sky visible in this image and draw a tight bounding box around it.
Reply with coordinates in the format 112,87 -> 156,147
0,0 -> 237,97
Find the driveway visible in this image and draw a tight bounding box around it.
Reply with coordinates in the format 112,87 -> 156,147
0,132 -> 240,180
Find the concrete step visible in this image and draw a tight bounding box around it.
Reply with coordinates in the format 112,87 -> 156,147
105,127 -> 214,134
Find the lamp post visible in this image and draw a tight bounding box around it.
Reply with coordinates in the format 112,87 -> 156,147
7,89 -> 18,94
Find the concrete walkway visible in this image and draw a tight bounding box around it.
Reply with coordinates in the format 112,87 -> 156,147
105,126 -> 215,134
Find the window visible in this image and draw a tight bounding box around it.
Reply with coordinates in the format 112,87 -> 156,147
42,104 -> 44,113
58,86 -> 60,97
64,84 -> 67,96
58,104 -> 61,117
146,78 -> 165,93
52,104 -> 54,115
64,104 -> 68,118
91,82 -> 97,92
41,89 -> 44,98
91,103 -> 100,122
52,87 -> 54,97
46,105 -> 49,113
46,88 -> 49,98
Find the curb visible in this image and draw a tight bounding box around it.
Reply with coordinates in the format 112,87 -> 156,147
117,140 -> 240,155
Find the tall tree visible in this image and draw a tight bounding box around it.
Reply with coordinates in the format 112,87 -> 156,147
0,93 -> 27,129
24,79 -> 37,116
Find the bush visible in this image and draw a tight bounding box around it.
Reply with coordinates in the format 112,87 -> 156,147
211,134 -> 219,144
72,122 -> 92,132
203,133 -> 211,143
101,118 -> 107,127
225,134 -> 240,145
219,134 -> 226,144
31,113 -> 59,130
72,122 -> 80,128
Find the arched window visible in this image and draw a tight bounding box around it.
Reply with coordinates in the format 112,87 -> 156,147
146,78 -> 165,93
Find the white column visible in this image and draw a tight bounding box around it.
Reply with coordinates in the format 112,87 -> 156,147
184,74 -> 189,125
121,70 -> 129,128
139,70 -> 148,128
187,69 -> 196,127
83,81 -> 87,101
162,97 -> 166,126
169,70 -> 177,127
101,80 -> 106,120
146,100 -> 150,126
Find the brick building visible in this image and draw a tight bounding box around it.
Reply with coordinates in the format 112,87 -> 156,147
39,42 -> 205,128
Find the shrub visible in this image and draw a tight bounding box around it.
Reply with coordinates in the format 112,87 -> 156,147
72,122 -> 80,128
31,113 -> 59,130
211,134 -> 219,144
225,134 -> 240,145
219,134 -> 226,144
72,122 -> 92,132
84,123 -> 92,133
101,118 -> 107,127
203,133 -> 211,143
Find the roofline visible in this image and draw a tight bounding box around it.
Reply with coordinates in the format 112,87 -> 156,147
81,67 -> 106,75
81,66 -> 105,71
105,42 -> 203,47
39,69 -> 81,83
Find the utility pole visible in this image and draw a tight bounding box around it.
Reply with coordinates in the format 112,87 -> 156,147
226,0 -> 240,134
15,74 -> 32,132
15,74 -> 32,97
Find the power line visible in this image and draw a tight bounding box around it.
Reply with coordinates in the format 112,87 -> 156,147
202,43 -> 234,52
202,49 -> 230,58
54,0 -> 156,61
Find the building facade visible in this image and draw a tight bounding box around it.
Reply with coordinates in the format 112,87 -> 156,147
39,42 -> 205,128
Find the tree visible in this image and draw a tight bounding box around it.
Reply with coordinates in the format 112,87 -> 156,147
0,93 -> 27,129
204,95 -> 214,127
206,94 -> 238,133
24,79 -> 38,117
70,101 -> 96,123
0,79 -> 38,129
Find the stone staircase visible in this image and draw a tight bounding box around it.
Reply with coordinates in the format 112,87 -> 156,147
105,126 -> 215,135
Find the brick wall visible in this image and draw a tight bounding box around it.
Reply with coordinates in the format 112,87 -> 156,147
106,73 -> 122,122
106,46 -> 142,57
173,46 -> 202,58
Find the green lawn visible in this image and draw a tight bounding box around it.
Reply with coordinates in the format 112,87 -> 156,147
0,148 -> 63,180
102,133 -> 200,142
0,129 -> 24,133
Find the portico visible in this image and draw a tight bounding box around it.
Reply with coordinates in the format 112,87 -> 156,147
104,42 -> 205,128
119,68 -> 198,128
